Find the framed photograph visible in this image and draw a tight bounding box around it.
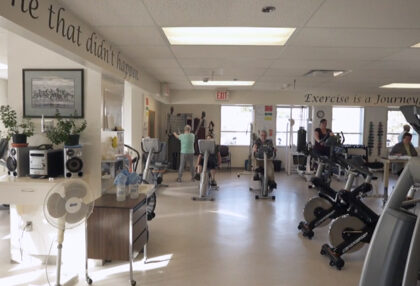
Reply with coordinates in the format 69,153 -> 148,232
23,69 -> 84,118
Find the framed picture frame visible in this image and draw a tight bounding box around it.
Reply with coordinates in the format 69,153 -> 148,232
23,69 -> 84,118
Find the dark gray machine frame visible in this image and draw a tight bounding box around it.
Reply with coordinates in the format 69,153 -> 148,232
359,105 -> 420,286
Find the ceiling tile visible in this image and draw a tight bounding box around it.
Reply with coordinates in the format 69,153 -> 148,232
96,27 -> 167,46
118,45 -> 174,61
143,0 -> 323,27
56,0 -> 155,26
288,28 -> 420,48
171,46 -> 284,59
278,46 -> 400,61
308,0 -> 420,28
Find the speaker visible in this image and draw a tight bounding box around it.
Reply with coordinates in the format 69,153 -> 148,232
7,145 -> 31,177
64,146 -> 83,178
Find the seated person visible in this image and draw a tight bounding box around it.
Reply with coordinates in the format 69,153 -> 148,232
313,119 -> 334,156
194,135 -> 221,186
390,132 -> 418,175
252,130 -> 277,189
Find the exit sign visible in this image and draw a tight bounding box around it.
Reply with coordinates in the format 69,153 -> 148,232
216,90 -> 229,101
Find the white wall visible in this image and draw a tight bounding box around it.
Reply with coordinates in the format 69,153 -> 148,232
144,94 -> 161,138
6,32 -> 102,265
8,33 -> 102,196
0,79 -> 7,106
123,82 -> 144,152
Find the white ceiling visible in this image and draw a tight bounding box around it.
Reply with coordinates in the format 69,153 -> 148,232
55,0 -> 420,95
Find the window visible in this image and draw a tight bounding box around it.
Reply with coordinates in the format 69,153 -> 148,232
276,106 -> 309,146
332,107 -> 364,145
221,105 -> 253,146
387,109 -> 418,147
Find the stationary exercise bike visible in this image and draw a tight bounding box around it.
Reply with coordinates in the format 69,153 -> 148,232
192,139 -> 219,201
298,154 -> 373,239
319,157 -> 378,270
128,138 -> 163,221
250,145 -> 276,200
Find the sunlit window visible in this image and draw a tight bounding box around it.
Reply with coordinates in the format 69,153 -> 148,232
276,106 -> 309,146
387,109 -> 418,147
221,105 -> 253,146
332,107 -> 364,145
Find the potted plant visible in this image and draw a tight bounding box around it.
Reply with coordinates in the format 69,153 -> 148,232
46,112 -> 87,146
0,105 -> 35,144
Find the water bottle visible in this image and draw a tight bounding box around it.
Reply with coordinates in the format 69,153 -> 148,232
129,183 -> 139,199
116,185 -> 126,201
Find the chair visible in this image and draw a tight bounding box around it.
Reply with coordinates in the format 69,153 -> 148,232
219,145 -> 231,170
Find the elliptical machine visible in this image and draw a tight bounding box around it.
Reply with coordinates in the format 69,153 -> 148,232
359,105 -> 420,286
192,139 -> 219,201
250,145 -> 276,200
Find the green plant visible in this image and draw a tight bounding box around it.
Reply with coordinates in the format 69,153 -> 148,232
46,112 -> 87,145
0,105 -> 35,139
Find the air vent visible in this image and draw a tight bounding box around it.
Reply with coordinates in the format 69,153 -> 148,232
304,70 -> 350,78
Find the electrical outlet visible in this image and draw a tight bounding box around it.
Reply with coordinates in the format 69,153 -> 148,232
25,221 -> 32,232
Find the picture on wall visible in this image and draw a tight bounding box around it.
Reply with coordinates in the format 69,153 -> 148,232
23,69 -> 84,118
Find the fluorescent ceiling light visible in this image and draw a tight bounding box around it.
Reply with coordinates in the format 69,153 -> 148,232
191,80 -> 255,86
380,83 -> 420,89
163,27 -> 295,46
0,63 -> 7,69
411,43 -> 420,48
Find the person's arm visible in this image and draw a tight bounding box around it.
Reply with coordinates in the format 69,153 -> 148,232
252,143 -> 257,153
217,152 -> 222,167
173,132 -> 179,139
314,130 -> 321,143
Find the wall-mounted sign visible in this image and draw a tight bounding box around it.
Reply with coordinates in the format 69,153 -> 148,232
0,0 -> 141,83
216,90 -> 229,101
264,105 -> 273,121
304,93 -> 420,106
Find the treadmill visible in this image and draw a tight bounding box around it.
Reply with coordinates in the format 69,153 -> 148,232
359,105 -> 420,286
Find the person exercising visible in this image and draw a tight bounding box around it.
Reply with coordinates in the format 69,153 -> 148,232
252,130 -> 276,189
314,119 -> 334,156
195,134 -> 222,186
173,125 -> 195,182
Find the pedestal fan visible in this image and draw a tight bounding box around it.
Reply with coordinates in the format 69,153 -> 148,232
43,179 -> 94,286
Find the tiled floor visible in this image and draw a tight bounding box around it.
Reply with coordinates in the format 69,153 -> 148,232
0,170 -> 391,286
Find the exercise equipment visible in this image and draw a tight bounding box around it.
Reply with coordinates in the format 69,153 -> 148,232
192,139 -> 219,201
193,112 -> 206,155
125,138 -> 162,221
298,155 -> 373,239
359,105 -> 420,286
250,145 -> 276,200
320,157 -> 378,270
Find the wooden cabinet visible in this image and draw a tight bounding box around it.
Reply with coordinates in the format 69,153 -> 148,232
86,194 -> 148,285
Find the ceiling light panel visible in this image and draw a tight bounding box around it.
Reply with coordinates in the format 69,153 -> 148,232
163,27 -> 295,46
191,80 -> 255,86
380,83 -> 420,89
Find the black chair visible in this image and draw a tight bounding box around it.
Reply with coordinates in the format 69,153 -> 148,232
219,145 -> 231,170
